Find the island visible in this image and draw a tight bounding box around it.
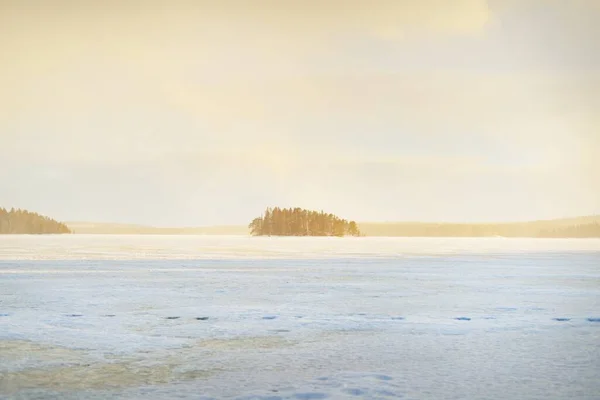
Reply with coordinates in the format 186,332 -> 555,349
249,207 -> 361,236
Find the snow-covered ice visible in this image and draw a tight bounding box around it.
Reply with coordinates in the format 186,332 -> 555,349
1,235 -> 599,399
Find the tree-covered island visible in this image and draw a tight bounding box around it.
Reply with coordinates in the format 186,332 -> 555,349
249,207 -> 361,236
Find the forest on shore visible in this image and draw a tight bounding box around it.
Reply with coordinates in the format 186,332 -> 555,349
249,207 -> 361,236
0,208 -> 71,234
359,216 -> 600,238
536,222 -> 600,238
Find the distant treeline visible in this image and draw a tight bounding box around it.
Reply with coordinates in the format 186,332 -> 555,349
359,217 -> 600,238
537,223 -> 600,238
66,222 -> 248,235
249,207 -> 360,236
0,208 -> 71,234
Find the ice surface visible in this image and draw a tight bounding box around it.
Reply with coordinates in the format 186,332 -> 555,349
1,235 -> 599,399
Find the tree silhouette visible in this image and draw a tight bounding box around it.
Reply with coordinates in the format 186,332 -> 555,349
0,207 -> 71,234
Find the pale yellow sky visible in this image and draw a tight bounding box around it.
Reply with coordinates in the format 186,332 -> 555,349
1,0 -> 598,225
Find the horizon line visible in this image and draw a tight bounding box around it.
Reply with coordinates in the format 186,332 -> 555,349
65,214 -> 600,229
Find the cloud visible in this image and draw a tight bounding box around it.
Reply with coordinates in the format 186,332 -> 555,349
1,1 -> 492,37
0,0 -> 492,82
1,0 -> 599,223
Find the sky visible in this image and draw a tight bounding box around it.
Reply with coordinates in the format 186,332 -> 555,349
1,0 -> 599,226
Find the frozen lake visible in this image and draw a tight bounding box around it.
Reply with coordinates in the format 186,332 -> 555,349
1,235 -> 599,399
